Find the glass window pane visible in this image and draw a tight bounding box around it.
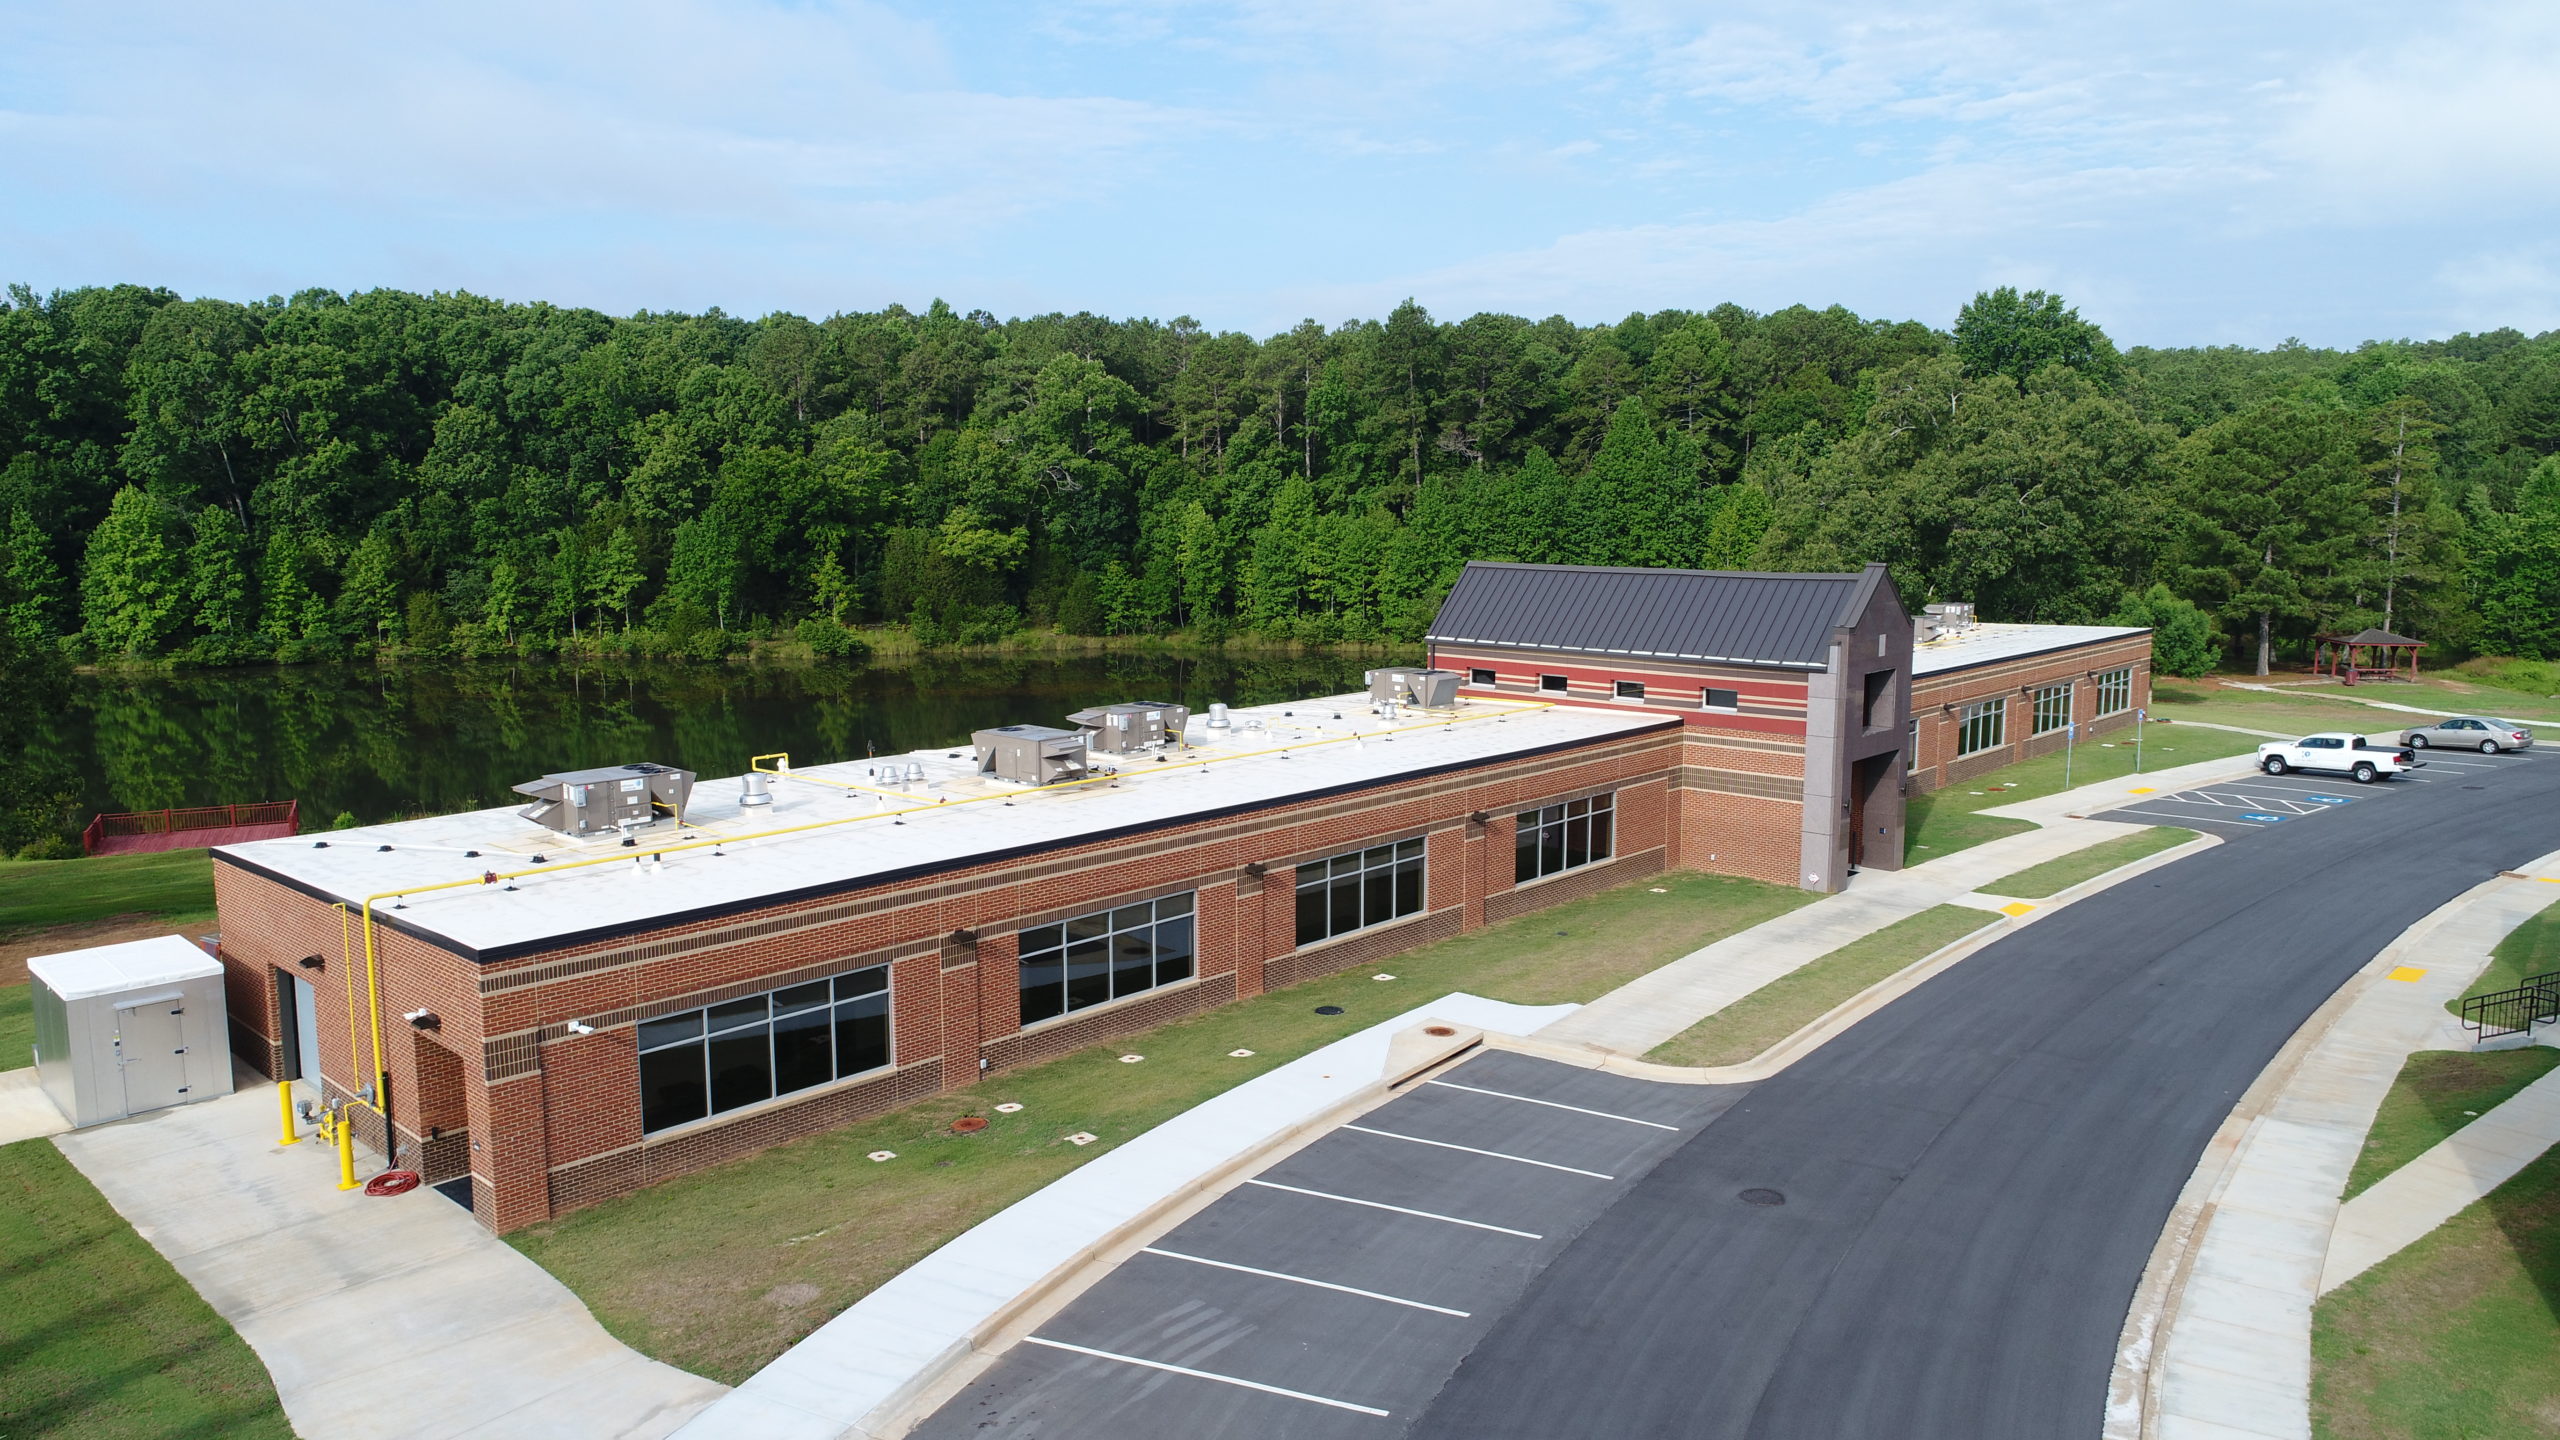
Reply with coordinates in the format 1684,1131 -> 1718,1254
1111,930 -> 1157,998
1564,814 -> 1591,869
1111,904 -> 1153,934
1399,838 -> 1424,863
1064,939 -> 1111,1012
773,1006 -> 833,1095
1065,913 -> 1108,942
1329,872 -> 1360,935
1156,892 -> 1193,918
708,997 -> 767,1033
1018,924 -> 1063,956
1019,952 -> 1065,1025
1540,817 -> 1565,876
1154,915 -> 1194,986
1591,804 -> 1614,860
1567,797 -> 1590,820
1516,817 -> 1539,883
640,1043 -> 707,1133
775,981 -> 831,1015
835,966 -> 887,1000
1394,857 -> 1423,917
708,1028 -> 773,1114
834,999 -> 889,1077
1363,865 -> 1394,928
637,1012 -> 702,1051
1297,882 -> 1329,946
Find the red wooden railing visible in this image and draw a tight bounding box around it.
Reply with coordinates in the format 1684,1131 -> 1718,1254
81,801 -> 301,856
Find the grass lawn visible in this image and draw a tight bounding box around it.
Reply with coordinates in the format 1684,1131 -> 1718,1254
1645,905 -> 1994,1068
1982,827 -> 2195,899
1905,721 -> 2257,863
1,983 -> 30,1070
0,851 -> 219,942
2150,674 -> 2560,738
2449,891 -> 2560,1016
2312,1144 -> 2560,1439
0,1139 -> 290,1438
2344,1048 -> 2560,1201
508,868 -> 1811,1383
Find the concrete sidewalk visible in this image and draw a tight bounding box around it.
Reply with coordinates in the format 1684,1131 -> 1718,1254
2124,849 -> 2560,1440
0,1066 -> 71,1144
54,1071 -> 725,1440
2321,1032 -> 2560,1292
1535,752 -> 2256,1056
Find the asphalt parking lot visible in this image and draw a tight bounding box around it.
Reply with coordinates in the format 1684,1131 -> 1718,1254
912,1050 -> 1740,1438
2096,743 -> 2543,831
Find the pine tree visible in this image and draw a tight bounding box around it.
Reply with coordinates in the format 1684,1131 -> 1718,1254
2468,457 -> 2560,659
78,486 -> 183,655
1701,482 -> 1774,569
2172,400 -> 2372,675
4,506 -> 67,639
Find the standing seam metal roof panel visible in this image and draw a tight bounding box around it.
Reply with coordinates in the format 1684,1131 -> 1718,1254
1426,562 -> 1870,669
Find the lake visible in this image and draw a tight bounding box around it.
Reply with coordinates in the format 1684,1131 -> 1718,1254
54,650 -> 1388,829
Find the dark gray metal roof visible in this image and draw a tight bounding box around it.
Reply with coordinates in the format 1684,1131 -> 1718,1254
1426,562 -> 1884,670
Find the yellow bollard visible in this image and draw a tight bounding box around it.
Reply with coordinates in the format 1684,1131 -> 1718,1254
277,1081 -> 299,1146
335,1110 -> 359,1191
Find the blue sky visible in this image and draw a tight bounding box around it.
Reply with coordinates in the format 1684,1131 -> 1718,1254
5,2 -> 2557,347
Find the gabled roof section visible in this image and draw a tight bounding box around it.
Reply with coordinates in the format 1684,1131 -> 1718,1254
1426,561 -> 1887,671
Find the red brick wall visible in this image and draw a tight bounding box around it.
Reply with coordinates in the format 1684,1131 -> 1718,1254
1909,635 -> 2155,793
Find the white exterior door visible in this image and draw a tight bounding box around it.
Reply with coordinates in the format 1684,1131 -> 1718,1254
289,974 -> 324,1085
116,999 -> 194,1116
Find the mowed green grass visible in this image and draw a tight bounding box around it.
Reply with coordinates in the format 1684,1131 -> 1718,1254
1983,827 -> 2196,899
2313,1145 -> 2560,1439
1646,905 -> 1995,1068
0,851 -> 219,939
0,1140 -> 290,1439
509,869 -> 1812,1383
2450,891 -> 2560,1015
1905,720 -> 2256,863
2345,1049 -> 2560,1201
0,983 -> 31,1070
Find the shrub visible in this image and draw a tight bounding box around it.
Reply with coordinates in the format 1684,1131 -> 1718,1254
2108,584 -> 2218,677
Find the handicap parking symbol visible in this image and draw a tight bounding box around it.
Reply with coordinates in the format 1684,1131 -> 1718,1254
2241,812 -> 2287,823
2301,794 -> 2353,805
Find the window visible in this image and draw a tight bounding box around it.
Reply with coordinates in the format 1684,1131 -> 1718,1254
1469,668 -> 1496,686
1017,893 -> 1195,1027
2031,682 -> 2073,735
2304,736 -> 2345,750
1540,674 -> 1569,692
640,964 -> 890,1134
1863,669 -> 1895,730
1516,793 -> 1614,884
1956,697 -> 2006,756
1703,687 -> 1740,710
1615,680 -> 1646,700
1906,718 -> 1918,772
1295,839 -> 1425,947
2094,667 -> 2132,717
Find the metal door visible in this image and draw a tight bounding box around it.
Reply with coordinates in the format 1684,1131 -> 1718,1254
289,974 -> 324,1084
116,999 -> 193,1116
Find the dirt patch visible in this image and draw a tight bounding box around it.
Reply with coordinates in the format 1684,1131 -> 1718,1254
0,914 -> 208,986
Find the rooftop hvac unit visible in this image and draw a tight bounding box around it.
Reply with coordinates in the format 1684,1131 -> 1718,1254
1066,702 -> 1190,755
512,763 -> 694,836
1918,602 -> 1978,643
1366,667 -> 1461,709
972,725 -> 1090,786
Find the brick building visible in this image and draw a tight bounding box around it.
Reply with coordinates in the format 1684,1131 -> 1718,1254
1905,609 -> 2155,793
207,563 -> 2152,1231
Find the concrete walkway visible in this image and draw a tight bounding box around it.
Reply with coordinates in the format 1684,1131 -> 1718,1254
0,1065 -> 71,1144
2321,1032 -> 2560,1293
1536,751 -> 2257,1055
2123,849 -> 2560,1440
54,1069 -> 726,1440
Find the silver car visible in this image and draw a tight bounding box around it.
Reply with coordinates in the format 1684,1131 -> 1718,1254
2398,715 -> 2535,754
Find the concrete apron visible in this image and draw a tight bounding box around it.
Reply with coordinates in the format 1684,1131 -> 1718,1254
52,1067 -> 725,1440
2105,848 -> 2560,1440
0,1066 -> 73,1145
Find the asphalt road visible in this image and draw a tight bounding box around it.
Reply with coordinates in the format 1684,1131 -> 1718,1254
1412,750 -> 2560,1440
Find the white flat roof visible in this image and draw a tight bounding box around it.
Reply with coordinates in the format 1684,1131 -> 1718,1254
29,934 -> 221,1000
1913,622 -> 2148,677
215,693 -> 1668,961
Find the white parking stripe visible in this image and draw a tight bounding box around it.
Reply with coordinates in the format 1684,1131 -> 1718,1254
1140,1248 -> 1470,1316
2107,808 -> 2270,827
1243,1179 -> 1545,1238
1340,1124 -> 1616,1179
1022,1337 -> 1393,1416
1424,1079 -> 1682,1130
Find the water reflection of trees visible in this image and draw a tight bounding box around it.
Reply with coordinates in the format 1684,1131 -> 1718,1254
64,652 -> 1377,826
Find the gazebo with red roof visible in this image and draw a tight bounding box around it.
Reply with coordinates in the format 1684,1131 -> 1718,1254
2313,628 -> 2424,685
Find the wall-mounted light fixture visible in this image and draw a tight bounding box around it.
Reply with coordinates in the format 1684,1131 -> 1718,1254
403,1008 -> 440,1032
564,1019 -> 596,1036
297,954 -> 325,971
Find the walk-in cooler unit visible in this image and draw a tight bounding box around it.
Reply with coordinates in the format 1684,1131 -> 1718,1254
26,935 -> 234,1128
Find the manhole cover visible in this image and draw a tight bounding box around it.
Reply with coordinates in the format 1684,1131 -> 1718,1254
1739,1188 -> 1787,1207
1423,1025 -> 1456,1037
1315,1005 -> 1344,1015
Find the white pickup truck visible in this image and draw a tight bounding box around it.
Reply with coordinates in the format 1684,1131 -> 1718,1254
2257,732 -> 2423,783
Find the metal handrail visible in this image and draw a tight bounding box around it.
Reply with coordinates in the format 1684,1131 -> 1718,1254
2459,970 -> 2560,1042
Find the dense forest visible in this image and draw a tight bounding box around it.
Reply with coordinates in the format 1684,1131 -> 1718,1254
4,282 -> 2557,679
